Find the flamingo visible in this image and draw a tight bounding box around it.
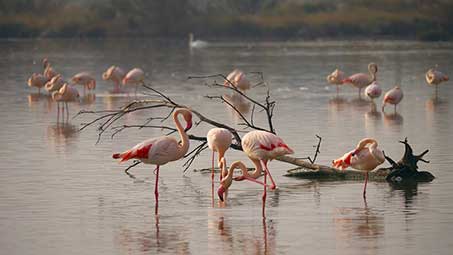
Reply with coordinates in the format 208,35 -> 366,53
112,108 -> 193,215
382,86 -> 403,112
189,33 -> 208,48
425,68 -> 449,96
123,68 -> 145,96
207,128 -> 232,183
71,72 -> 96,94
343,63 -> 378,97
327,69 -> 346,94
28,73 -> 48,94
102,65 -> 126,92
45,74 -> 65,93
241,130 -> 294,217
42,58 -> 58,80
217,160 -> 267,203
51,83 -> 80,122
333,138 -> 385,198
364,81 -> 382,101
224,69 -> 251,92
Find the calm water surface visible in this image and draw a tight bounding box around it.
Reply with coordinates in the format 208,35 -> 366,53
1,39 -> 453,254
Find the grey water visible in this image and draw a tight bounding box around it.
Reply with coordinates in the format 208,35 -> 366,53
1,39 -> 453,254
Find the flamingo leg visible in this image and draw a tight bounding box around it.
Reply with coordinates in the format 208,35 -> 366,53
363,171 -> 368,199
358,88 -> 362,98
262,160 -> 277,190
262,170 -> 267,218
56,102 -> 60,122
211,151 -> 215,182
336,85 -> 339,95
65,102 -> 69,122
154,165 -> 160,215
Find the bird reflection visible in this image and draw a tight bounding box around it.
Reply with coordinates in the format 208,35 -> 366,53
334,204 -> 383,252
365,102 -> 382,120
383,111 -> 404,126
425,95 -> 447,113
47,123 -> 78,148
223,93 -> 251,122
328,96 -> 348,112
80,93 -> 96,106
349,97 -> 370,108
27,93 -> 52,109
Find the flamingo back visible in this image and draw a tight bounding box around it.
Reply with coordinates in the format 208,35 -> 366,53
242,130 -> 294,160
207,128 -> 233,153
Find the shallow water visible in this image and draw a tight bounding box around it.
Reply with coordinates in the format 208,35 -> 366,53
1,39 -> 453,255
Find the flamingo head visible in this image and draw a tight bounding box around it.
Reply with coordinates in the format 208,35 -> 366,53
87,80 -> 96,90
217,185 -> 226,202
332,150 -> 355,170
183,111 -> 193,132
42,58 -> 49,69
368,62 -> 378,74
122,77 -> 129,85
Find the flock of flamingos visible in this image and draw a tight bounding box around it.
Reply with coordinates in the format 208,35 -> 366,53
27,58 -> 449,217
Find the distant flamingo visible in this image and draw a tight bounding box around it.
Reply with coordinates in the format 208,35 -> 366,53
123,68 -> 145,96
364,81 -> 382,101
425,68 -> 449,96
189,33 -> 208,48
207,128 -> 232,182
103,65 -> 126,92
343,63 -> 378,97
217,160 -> 267,203
52,83 -> 80,122
42,58 -> 58,79
112,108 -> 193,215
224,69 -> 251,92
72,72 -> 96,94
28,73 -> 48,94
241,130 -> 294,217
45,74 -> 65,93
333,138 -> 385,198
382,86 -> 403,112
327,69 -> 346,94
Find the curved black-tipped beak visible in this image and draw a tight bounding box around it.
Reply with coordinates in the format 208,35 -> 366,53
184,121 -> 193,132
217,186 -> 225,202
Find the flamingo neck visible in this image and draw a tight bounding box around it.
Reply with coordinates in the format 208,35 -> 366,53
249,158 -> 263,179
173,109 -> 190,159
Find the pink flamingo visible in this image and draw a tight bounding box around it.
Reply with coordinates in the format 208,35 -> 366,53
425,68 -> 449,96
103,65 -> 126,92
72,72 -> 96,94
217,160 -> 267,203
364,81 -> 382,101
112,108 -> 193,215
224,69 -> 251,92
207,128 -> 232,182
382,86 -> 403,112
343,63 -> 378,97
28,73 -> 48,94
123,68 -> 145,96
327,69 -> 346,94
333,138 -> 385,198
241,130 -> 294,216
52,83 -> 80,122
42,58 -> 58,80
45,74 -> 65,93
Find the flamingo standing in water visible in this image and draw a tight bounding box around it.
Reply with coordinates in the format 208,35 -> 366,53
28,73 -> 48,94
52,83 -> 80,122
333,138 -> 385,198
343,63 -> 378,97
327,69 -> 346,94
224,69 -> 251,92
103,65 -> 126,92
123,68 -> 145,96
425,68 -> 449,96
382,86 -> 403,112
45,74 -> 65,93
42,58 -> 58,80
217,160 -> 267,203
112,108 -> 193,215
207,128 -> 232,182
241,130 -> 294,217
364,81 -> 382,101
72,72 -> 96,94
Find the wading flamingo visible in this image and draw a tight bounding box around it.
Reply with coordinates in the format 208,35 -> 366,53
364,81 -> 382,101
333,138 -> 385,198
224,69 -> 251,92
103,65 -> 126,92
382,86 -> 403,112
207,128 -> 232,182
112,108 -> 193,215
42,58 -> 58,80
45,74 -> 65,93
72,72 -> 96,94
217,160 -> 267,203
327,69 -> 346,94
52,83 -> 80,122
123,68 -> 145,96
343,63 -> 378,97
28,73 -> 48,94
425,68 -> 449,96
189,33 -> 208,48
241,130 -> 294,217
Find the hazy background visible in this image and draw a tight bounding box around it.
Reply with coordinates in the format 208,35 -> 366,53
1,0 -> 452,40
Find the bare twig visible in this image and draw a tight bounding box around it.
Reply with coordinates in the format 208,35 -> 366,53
296,135 -> 322,164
